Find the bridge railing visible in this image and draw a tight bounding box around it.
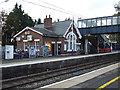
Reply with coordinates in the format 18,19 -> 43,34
78,15 -> 120,28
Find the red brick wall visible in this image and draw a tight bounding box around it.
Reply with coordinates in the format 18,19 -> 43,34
16,29 -> 43,55
43,36 -> 67,55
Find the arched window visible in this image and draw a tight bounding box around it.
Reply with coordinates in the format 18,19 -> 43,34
66,32 -> 77,51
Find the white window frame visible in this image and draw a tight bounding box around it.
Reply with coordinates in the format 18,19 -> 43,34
64,44 -> 67,51
66,32 -> 77,52
27,35 -> 32,41
23,41 -> 27,51
35,41 -> 40,51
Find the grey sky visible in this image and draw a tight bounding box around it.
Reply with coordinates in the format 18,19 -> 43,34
0,0 -> 119,22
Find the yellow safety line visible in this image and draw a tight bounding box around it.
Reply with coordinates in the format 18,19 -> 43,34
96,76 -> 120,90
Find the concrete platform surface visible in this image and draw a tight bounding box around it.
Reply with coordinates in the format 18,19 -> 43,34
39,63 -> 120,89
1,51 -> 119,68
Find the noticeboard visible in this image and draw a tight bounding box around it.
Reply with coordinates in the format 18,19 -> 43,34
5,45 -> 14,59
29,46 -> 36,58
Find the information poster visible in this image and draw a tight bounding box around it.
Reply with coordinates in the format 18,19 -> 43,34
5,45 -> 14,59
29,46 -> 36,58
45,43 -> 51,51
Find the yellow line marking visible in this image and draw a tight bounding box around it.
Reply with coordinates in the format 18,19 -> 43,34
96,76 -> 120,90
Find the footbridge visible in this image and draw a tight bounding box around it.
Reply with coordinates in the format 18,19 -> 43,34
78,15 -> 120,35
77,15 -> 120,54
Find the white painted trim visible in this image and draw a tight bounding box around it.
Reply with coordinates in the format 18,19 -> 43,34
23,40 -> 28,42
66,32 -> 77,39
34,39 -> 40,41
57,41 -> 61,44
66,32 -> 77,51
63,20 -> 82,39
75,43 -> 81,45
63,21 -> 72,37
74,22 -> 82,39
64,44 -> 67,51
35,41 -> 40,51
51,41 -> 55,44
13,27 -> 43,38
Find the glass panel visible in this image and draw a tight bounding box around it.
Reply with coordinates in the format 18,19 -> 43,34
78,21 -> 82,28
70,35 -> 72,50
24,42 -> 27,50
102,17 -> 107,26
87,19 -> 91,27
118,16 -> 120,24
113,16 -> 117,25
36,41 -> 39,51
107,17 -> 112,25
81,20 -> 87,28
97,18 -> 101,26
91,19 -> 96,27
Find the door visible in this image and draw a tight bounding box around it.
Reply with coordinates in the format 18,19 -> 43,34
51,44 -> 55,56
58,44 -> 61,55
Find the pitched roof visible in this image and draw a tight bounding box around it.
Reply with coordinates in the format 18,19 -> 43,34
34,20 -> 72,37
14,20 -> 82,38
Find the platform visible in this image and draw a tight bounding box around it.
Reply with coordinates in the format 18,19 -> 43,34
39,63 -> 120,89
1,51 -> 120,80
1,51 -> 119,68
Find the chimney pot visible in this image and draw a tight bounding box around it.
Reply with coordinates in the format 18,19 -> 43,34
44,15 -> 52,30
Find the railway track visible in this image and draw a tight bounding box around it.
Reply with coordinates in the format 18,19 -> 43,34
2,58 -> 120,89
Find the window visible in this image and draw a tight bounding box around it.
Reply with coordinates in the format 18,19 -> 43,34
66,32 -> 77,51
102,17 -> 107,26
24,42 -> 27,51
35,41 -> 39,51
64,44 -> 67,51
113,16 -> 117,25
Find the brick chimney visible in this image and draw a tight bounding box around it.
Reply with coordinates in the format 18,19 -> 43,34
44,15 -> 52,30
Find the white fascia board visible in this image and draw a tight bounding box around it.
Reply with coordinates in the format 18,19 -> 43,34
51,41 -> 56,44
57,41 -> 62,44
23,40 -> 28,42
13,27 -> 43,38
63,21 -> 73,37
74,23 -> 82,39
63,21 -> 82,39
34,39 -> 40,41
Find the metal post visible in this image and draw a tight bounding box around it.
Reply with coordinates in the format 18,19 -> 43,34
115,33 -> 117,50
72,19 -> 74,56
0,11 -> 2,90
85,39 -> 88,54
104,34 -> 105,52
97,39 -> 99,53
0,13 -> 2,60
111,42 -> 112,52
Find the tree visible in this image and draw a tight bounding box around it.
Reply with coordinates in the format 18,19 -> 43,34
37,18 -> 41,24
2,3 -> 35,45
114,12 -> 120,15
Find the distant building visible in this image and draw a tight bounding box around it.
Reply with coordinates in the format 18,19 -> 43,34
14,15 -> 83,56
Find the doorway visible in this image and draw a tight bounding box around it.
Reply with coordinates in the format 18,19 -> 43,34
51,44 -> 55,56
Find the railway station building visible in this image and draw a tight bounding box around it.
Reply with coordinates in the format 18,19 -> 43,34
14,15 -> 83,56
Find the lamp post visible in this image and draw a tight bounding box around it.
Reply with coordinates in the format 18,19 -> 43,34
0,0 -> 9,60
0,11 -> 2,60
72,18 -> 74,56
